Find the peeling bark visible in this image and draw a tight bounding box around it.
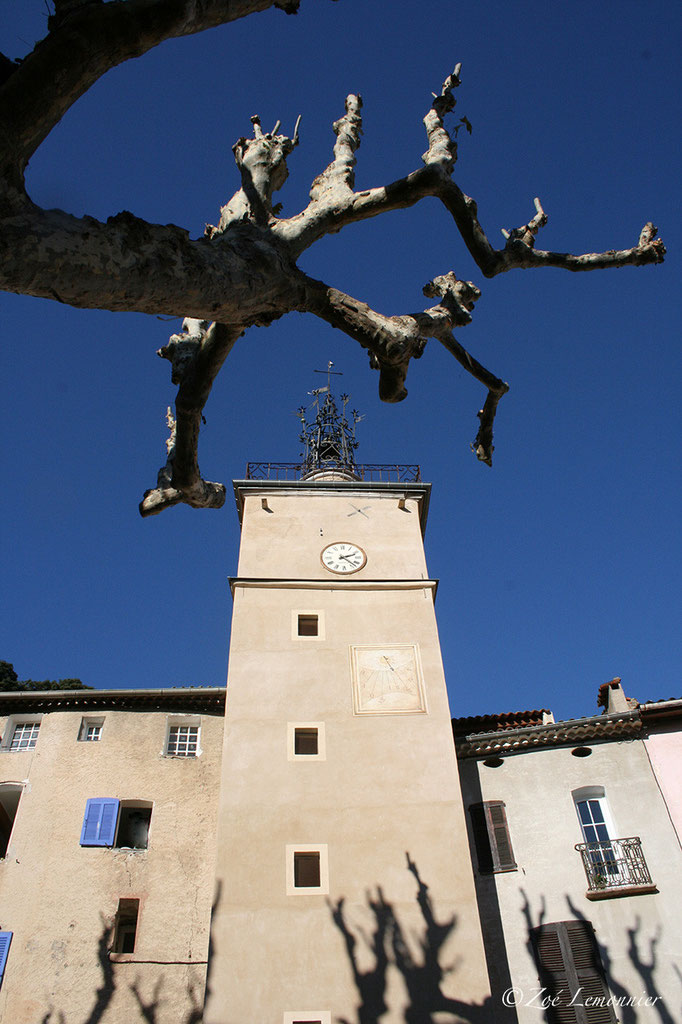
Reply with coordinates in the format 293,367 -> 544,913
0,3 -> 665,515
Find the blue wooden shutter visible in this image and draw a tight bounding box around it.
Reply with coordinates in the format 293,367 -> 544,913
80,798 -> 119,846
0,932 -> 12,978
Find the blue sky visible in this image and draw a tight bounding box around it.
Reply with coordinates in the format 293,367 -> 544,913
1,1 -> 680,721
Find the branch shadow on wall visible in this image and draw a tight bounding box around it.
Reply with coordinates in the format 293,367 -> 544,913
41,881 -> 222,1024
521,890 -> 678,1024
328,851 -> 495,1024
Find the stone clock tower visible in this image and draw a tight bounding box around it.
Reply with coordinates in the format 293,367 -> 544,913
205,375 -> 491,1023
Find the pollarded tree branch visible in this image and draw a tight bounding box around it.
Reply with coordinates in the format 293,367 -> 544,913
0,5 -> 666,517
301,268 -> 508,465
140,320 -> 242,516
0,0 -> 300,188
276,73 -> 665,280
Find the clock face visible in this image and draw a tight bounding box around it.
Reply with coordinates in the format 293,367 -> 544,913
321,542 -> 367,575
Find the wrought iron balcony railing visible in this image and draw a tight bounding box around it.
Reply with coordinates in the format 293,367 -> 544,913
245,462 -> 421,483
575,837 -> 656,896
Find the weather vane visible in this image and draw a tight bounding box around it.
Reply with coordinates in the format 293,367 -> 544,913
297,364 -> 362,475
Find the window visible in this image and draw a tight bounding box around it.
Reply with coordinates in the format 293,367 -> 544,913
79,717 -> 104,742
571,787 -> 654,894
283,1015 -> 331,1024
80,799 -> 152,849
286,844 -> 329,895
166,722 -> 200,757
0,932 -> 12,981
287,722 -> 326,761
9,722 -> 40,751
115,804 -> 151,850
532,920 -> 616,1023
0,785 -> 23,858
283,1014 -> 331,1024
112,899 -> 139,954
575,792 -> 613,846
469,801 -> 516,873
291,609 -> 325,641
297,615 -> 319,637
295,728 -> 318,755
573,788 -> 618,880
294,852 -> 320,887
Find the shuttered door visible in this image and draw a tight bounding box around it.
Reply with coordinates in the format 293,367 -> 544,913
532,921 -> 616,1024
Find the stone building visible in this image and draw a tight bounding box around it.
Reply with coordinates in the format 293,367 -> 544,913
0,686 -> 224,1023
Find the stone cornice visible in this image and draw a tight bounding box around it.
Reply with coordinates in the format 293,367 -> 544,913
229,577 -> 438,598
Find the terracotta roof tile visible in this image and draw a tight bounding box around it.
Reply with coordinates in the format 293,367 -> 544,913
452,708 -> 551,735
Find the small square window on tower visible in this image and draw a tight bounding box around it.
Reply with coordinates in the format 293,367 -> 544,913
298,615 -> 318,637
287,723 -> 326,762
294,852 -> 320,887
283,1014 -> 331,1024
294,728 -> 318,755
291,609 -> 325,641
286,844 -> 329,895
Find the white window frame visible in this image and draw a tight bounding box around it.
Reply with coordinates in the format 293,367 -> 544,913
283,1014 -> 331,1024
79,717 -> 104,742
291,609 -> 325,641
1,716 -> 42,752
572,785 -> 625,884
287,722 -> 326,762
163,717 -> 202,758
572,786 -> 619,842
286,844 -> 329,896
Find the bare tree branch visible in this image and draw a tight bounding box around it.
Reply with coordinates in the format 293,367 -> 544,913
0,5 -> 666,515
302,269 -> 508,464
0,1 -> 300,187
140,321 -> 241,516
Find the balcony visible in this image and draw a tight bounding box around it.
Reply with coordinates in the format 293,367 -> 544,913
575,837 -> 657,899
245,462 -> 421,483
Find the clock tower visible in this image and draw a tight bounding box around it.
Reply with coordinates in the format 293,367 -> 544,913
205,375 -> 491,1023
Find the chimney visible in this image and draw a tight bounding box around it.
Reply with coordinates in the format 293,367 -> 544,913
597,677 -> 629,714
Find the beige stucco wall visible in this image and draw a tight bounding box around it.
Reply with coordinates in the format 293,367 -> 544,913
206,485 -> 491,1023
236,486 -> 430,581
458,737 -> 682,1023
0,704 -> 223,1024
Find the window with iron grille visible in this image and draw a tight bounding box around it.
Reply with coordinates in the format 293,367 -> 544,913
532,920 -> 616,1023
469,801 -> 516,873
9,722 -> 40,751
166,724 -> 199,757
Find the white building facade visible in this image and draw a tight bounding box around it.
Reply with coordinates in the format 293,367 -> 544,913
455,679 -> 682,1024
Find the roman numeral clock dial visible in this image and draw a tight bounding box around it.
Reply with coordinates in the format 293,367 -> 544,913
321,542 -> 367,575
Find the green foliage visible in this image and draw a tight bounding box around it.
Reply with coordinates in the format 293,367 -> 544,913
0,661 -> 92,691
